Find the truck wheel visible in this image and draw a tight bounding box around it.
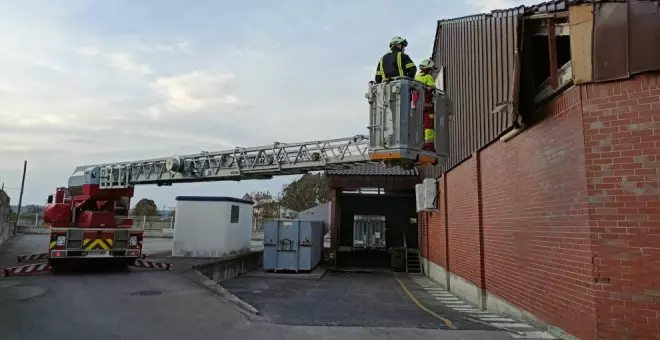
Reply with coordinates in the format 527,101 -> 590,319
50,261 -> 66,275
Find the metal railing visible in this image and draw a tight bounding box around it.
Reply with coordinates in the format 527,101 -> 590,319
13,215 -> 175,230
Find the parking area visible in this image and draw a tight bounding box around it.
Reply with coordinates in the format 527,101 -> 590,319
221,270 -> 495,330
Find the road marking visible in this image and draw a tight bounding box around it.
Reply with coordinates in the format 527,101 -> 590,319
394,275 -> 456,329
491,322 -> 535,329
477,317 -> 517,322
435,297 -> 461,302
509,331 -> 556,339
409,275 -> 558,339
431,294 -> 455,298
469,314 -> 500,318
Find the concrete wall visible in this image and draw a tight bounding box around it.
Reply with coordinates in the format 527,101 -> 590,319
420,72 -> 660,340
194,251 -> 263,284
0,190 -> 11,244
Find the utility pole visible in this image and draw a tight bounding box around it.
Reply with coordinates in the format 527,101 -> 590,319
13,161 -> 27,235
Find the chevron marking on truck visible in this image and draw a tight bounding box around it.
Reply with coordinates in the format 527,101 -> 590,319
49,241 -> 56,249
83,238 -> 113,250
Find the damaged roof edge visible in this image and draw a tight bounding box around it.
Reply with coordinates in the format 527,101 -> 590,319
436,0 -> 627,27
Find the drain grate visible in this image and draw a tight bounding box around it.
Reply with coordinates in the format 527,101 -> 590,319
130,289 -> 163,296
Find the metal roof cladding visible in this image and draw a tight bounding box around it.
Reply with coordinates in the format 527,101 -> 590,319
325,163 -> 419,176
175,196 -> 254,204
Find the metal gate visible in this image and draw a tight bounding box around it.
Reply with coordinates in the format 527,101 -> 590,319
352,215 -> 386,249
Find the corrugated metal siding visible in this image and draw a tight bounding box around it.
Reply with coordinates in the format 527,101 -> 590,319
422,9 -> 523,178
593,0 -> 660,82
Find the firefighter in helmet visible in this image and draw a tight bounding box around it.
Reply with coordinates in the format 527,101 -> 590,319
415,59 -> 436,87
375,36 -> 417,83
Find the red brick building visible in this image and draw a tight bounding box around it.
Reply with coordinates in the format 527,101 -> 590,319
419,1 -> 660,339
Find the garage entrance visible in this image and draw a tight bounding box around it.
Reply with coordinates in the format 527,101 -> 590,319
326,164 -> 419,270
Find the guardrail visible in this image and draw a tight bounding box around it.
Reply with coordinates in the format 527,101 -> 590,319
13,215 -> 174,230
15,216 -> 267,233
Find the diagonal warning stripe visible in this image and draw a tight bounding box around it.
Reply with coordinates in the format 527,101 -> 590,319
84,239 -> 111,250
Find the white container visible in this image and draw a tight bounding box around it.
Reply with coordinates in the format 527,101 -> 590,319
172,196 -> 253,257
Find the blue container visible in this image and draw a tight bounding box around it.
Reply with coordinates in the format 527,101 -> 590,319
263,220 -> 325,272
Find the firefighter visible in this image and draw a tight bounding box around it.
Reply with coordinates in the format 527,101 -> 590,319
375,36 -> 417,83
415,59 -> 436,87
415,59 -> 437,152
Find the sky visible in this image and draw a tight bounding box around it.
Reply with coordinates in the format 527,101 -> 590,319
0,0 -> 537,209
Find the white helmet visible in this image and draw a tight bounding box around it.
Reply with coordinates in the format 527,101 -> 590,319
419,59 -> 435,70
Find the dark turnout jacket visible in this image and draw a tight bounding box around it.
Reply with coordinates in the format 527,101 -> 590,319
375,51 -> 416,83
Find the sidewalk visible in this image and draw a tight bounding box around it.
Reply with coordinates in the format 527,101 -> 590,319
403,275 -> 558,340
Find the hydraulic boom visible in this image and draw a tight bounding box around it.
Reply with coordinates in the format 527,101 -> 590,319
74,135 -> 371,189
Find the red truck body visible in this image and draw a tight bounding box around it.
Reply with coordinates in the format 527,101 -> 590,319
42,185 -> 145,269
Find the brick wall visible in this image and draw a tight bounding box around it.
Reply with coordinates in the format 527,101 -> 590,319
480,86 -> 596,338
421,72 -> 660,339
581,73 -> 660,339
424,177 -> 448,268
446,158 -> 483,289
329,188 -> 339,250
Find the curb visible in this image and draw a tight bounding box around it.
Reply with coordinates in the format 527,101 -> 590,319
187,269 -> 264,320
16,228 -> 49,235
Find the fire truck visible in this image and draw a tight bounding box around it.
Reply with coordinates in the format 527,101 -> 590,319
1,78 -> 451,276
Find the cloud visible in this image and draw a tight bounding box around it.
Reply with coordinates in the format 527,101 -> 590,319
110,52 -> 154,75
137,41 -> 190,52
150,70 -> 241,113
78,46 -> 99,55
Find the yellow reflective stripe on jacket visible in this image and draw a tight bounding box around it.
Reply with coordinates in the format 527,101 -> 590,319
396,52 -> 404,76
378,57 -> 385,78
424,128 -> 436,142
415,73 -> 435,87
405,62 -> 415,69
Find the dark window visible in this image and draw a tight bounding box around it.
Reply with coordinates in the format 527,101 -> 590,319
230,205 -> 240,223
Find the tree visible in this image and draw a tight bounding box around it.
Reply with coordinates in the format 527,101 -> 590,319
133,198 -> 159,216
243,191 -> 280,230
278,173 -> 329,212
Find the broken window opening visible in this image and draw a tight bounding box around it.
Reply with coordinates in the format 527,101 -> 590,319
527,16 -> 573,104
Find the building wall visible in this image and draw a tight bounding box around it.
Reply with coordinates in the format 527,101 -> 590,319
446,158 -> 483,294
0,190 -> 11,244
421,72 -> 660,340
480,86 -> 597,337
580,74 -> 660,339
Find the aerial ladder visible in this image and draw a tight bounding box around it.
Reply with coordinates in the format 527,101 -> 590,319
2,78 -> 451,276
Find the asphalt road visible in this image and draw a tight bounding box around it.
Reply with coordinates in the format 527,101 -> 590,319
222,270 -> 493,330
0,234 -> 514,340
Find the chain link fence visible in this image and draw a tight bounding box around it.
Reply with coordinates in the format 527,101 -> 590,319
14,214 -> 272,243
